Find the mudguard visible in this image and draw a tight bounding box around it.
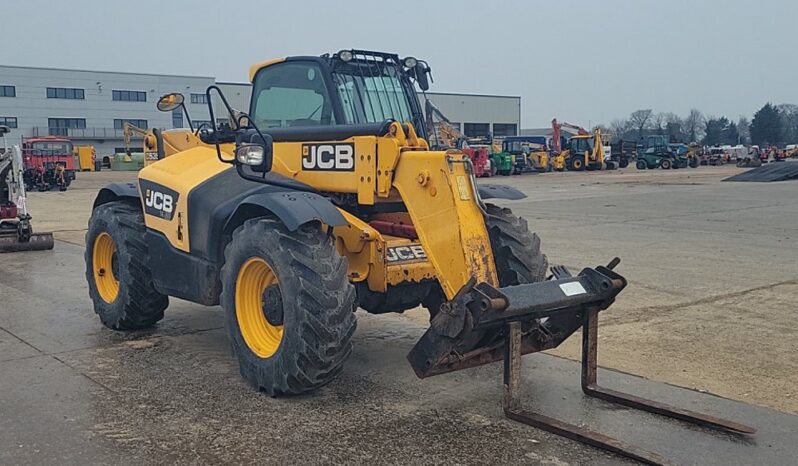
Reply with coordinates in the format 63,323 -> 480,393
93,182 -> 140,208
224,191 -> 348,234
478,184 -> 526,200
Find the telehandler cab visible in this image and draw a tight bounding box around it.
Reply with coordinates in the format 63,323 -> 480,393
85,50 -> 753,464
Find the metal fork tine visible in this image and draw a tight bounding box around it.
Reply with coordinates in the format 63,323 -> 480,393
581,310 -> 756,435
503,322 -> 670,466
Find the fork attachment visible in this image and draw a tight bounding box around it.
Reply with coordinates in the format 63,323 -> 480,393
408,258 -> 756,465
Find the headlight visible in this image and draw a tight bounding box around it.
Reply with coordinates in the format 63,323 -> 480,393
403,56 -> 417,68
338,50 -> 354,62
235,144 -> 265,166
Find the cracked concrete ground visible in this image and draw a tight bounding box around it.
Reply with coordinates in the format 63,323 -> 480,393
2,164 -> 798,465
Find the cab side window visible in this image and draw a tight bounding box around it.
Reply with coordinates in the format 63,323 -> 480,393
250,62 -> 336,129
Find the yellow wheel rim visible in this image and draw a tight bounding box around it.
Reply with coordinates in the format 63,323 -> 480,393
93,232 -> 119,303
235,257 -> 283,358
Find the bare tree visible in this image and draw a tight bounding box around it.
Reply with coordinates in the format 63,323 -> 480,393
609,119 -> 630,141
629,109 -> 653,139
662,112 -> 684,142
651,112 -> 666,133
592,123 -> 610,133
683,109 -> 705,143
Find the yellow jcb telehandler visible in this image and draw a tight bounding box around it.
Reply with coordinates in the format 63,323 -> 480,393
84,50 -> 753,464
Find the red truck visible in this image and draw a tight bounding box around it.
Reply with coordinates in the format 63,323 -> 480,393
22,136 -> 76,191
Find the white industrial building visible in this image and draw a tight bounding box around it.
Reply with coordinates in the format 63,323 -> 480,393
0,65 -> 520,156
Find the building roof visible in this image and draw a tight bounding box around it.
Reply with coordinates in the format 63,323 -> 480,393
0,64 -> 214,80
520,128 -> 554,137
423,91 -> 521,100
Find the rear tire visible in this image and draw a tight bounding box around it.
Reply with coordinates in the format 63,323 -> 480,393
220,218 -> 356,396
660,159 -> 672,169
85,202 -> 168,330
636,160 -> 647,170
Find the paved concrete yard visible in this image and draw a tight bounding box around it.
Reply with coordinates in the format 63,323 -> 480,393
2,165 -> 797,465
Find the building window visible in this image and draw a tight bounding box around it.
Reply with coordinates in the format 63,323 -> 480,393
190,93 -> 208,104
48,118 -> 86,136
0,85 -> 15,97
493,123 -> 517,137
0,117 -> 18,128
112,90 -> 147,102
46,87 -> 85,99
114,119 -> 148,130
172,109 -> 183,129
464,123 -> 490,138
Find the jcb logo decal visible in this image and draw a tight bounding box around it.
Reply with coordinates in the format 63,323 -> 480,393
145,190 -> 173,213
139,180 -> 179,220
301,143 -> 355,171
386,244 -> 427,263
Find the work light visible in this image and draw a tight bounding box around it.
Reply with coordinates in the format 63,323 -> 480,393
235,144 -> 265,166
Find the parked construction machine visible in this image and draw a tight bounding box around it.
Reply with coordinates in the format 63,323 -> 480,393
496,136 -> 551,173
0,126 -> 55,252
551,119 -> 615,171
424,100 -> 491,177
637,136 -> 689,169
84,50 -> 753,464
21,136 -> 76,191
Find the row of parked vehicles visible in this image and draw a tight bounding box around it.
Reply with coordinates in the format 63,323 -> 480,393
467,135 -> 792,176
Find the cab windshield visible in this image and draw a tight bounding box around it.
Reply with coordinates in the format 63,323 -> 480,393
249,54 -> 424,137
29,141 -> 73,156
331,62 -> 414,125
504,140 -> 545,153
504,141 -> 528,154
571,137 -> 594,153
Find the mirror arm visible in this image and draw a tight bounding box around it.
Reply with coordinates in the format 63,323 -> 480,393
181,103 -> 194,132
203,86 -> 231,164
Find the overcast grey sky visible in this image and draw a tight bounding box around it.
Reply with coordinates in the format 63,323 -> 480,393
2,0 -> 795,127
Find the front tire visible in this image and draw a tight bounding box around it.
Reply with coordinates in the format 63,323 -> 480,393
660,159 -> 672,169
570,158 -> 585,171
422,204 -> 548,317
485,204 -> 548,285
220,218 -> 356,396
85,202 -> 168,330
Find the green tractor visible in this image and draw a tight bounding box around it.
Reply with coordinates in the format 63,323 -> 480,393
636,146 -> 688,169
635,135 -> 687,170
490,143 -> 516,176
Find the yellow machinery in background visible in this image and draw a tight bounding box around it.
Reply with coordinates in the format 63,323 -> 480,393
74,145 -> 96,171
528,149 -> 550,171
551,119 -> 616,170
566,129 -> 612,170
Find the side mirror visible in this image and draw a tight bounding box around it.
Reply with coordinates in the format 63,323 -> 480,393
415,62 -> 430,91
234,134 -> 273,173
156,93 -> 185,112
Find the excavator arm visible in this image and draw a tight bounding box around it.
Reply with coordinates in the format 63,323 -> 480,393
425,99 -> 467,149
